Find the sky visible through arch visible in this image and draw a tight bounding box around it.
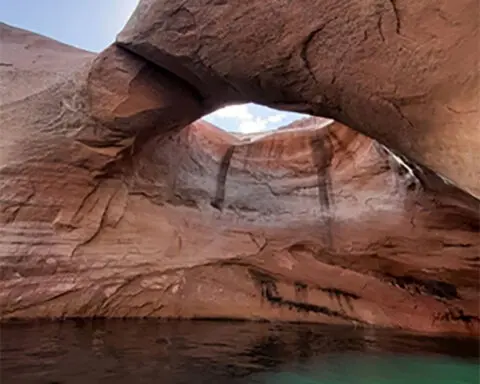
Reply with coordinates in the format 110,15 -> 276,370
0,0 -> 308,133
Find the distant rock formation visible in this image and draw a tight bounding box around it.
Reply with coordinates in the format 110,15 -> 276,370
0,21 -> 478,336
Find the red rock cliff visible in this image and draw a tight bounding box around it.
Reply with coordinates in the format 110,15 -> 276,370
0,23 -> 479,336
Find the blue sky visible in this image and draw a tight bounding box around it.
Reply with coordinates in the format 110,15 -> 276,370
0,0 -> 307,133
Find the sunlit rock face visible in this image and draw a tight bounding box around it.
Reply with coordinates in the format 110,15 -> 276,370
0,23 -> 479,336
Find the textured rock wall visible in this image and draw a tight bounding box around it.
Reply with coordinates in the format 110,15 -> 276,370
0,23 -> 479,336
118,0 -> 480,198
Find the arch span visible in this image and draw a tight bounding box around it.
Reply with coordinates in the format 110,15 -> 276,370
114,0 -> 480,198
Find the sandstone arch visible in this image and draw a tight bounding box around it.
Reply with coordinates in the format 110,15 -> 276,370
115,0 -> 480,199
0,1 -> 479,336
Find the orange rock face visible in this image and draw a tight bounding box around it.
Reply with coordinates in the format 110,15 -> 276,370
0,23 -> 479,336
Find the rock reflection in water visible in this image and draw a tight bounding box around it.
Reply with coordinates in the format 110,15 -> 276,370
1,320 -> 478,384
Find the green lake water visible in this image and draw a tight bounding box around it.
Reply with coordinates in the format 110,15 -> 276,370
1,320 -> 478,383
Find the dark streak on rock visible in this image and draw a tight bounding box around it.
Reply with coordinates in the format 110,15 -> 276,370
388,0 -> 401,34
300,18 -> 336,83
211,145 -> 235,210
466,256 -> 480,262
249,269 -> 362,323
267,285 -> 359,322
322,287 -> 360,301
385,273 -> 459,300
300,26 -> 324,83
441,242 -> 473,248
446,106 -> 478,114
310,130 -> 334,247
426,211 -> 480,232
322,287 -> 359,312
382,97 -> 415,129
377,15 -> 386,42
433,307 -> 480,326
294,282 -> 308,302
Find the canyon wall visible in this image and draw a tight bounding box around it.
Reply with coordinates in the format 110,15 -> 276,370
0,23 -> 479,336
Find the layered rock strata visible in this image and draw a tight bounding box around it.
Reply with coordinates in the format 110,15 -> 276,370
0,23 -> 478,336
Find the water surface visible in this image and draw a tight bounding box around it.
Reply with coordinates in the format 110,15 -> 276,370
1,320 -> 478,383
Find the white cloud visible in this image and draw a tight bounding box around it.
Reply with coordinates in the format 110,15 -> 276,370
238,118 -> 268,134
206,104 -> 288,133
212,105 -> 253,120
267,114 -> 286,123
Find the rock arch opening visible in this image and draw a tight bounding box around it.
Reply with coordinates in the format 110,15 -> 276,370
191,105 -> 335,215
202,103 -> 313,135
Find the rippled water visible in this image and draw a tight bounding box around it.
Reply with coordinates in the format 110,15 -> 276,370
1,320 -> 478,384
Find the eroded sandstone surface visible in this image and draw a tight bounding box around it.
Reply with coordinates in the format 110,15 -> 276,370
0,21 -> 479,336
118,0 -> 480,198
